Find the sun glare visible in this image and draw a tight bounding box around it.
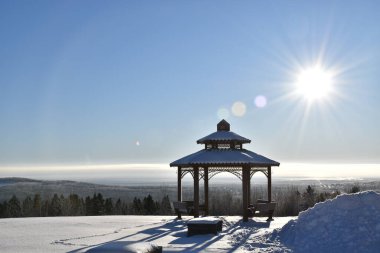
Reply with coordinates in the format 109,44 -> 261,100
295,66 -> 334,101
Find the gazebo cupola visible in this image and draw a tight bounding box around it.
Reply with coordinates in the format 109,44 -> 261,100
197,119 -> 251,150
170,119 -> 280,222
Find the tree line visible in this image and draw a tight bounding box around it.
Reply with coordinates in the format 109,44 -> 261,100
207,185 -> 361,216
0,185 -> 361,218
0,193 -> 172,218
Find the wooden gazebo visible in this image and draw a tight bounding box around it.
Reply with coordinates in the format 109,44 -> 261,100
170,120 -> 280,222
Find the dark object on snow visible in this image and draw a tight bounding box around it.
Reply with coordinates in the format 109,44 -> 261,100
248,199 -> 276,221
87,242 -> 162,253
147,245 -> 162,253
187,217 -> 223,236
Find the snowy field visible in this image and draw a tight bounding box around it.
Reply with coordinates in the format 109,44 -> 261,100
0,215 -> 292,252
1,191 -> 379,252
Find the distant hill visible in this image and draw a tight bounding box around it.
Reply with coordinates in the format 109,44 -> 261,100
0,177 -> 176,202
0,177 -> 41,185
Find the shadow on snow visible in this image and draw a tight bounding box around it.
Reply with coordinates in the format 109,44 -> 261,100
67,217 -> 271,253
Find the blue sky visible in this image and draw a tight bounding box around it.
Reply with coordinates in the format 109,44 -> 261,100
1,1 -> 380,173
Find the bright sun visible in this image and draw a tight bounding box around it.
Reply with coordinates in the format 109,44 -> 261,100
296,65 -> 333,101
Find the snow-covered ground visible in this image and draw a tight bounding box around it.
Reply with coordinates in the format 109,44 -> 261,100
1,191 -> 379,252
0,215 -> 292,252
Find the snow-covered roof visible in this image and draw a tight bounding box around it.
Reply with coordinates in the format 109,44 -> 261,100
197,131 -> 251,144
171,120 -> 279,167
170,149 -> 280,167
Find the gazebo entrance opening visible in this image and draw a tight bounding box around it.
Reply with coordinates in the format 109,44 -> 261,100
170,120 -> 280,222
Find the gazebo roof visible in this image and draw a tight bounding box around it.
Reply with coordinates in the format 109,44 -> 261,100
197,131 -> 251,144
197,119 -> 251,144
170,120 -> 280,168
170,148 -> 280,167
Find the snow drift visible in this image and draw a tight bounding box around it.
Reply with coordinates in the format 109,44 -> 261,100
271,191 -> 380,253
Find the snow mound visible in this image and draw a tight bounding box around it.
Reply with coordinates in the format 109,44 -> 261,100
271,191 -> 380,253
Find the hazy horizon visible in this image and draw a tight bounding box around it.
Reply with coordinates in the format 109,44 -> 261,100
1,162 -> 379,186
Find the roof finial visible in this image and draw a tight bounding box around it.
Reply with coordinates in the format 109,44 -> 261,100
217,119 -> 230,131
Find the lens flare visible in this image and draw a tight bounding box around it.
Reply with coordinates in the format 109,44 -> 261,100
231,101 -> 246,117
255,95 -> 267,108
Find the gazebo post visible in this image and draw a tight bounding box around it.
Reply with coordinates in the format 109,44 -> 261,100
248,167 -> 251,205
193,167 -> 200,218
204,167 -> 209,216
177,166 -> 182,219
242,166 -> 249,222
267,166 -> 272,202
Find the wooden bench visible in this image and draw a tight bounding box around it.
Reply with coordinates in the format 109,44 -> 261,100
172,201 -> 205,218
248,200 -> 276,221
172,201 -> 194,218
187,217 -> 223,236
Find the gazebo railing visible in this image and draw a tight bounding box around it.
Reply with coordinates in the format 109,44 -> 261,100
178,166 -> 269,181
